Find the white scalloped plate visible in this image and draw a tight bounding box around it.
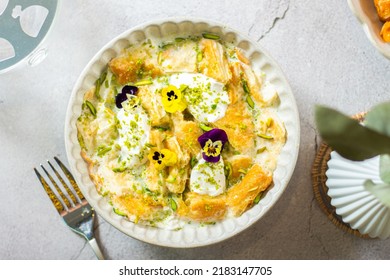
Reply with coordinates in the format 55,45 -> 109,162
347,0 -> 390,59
326,151 -> 390,239
64,18 -> 300,248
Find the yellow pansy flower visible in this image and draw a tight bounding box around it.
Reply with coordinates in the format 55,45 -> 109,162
161,85 -> 187,113
148,148 -> 178,170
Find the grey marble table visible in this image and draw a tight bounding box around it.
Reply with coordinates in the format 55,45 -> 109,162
1,0 -> 390,260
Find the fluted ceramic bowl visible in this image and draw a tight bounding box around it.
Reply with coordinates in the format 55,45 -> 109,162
64,18 -> 300,247
348,0 -> 390,59
326,151 -> 390,239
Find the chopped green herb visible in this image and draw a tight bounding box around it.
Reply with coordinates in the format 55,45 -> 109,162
197,51 -> 203,62
77,133 -> 86,150
134,79 -> 153,86
254,192 -> 263,204
266,118 -> 273,127
257,133 -> 274,140
170,198 -> 177,211
242,79 -> 250,95
224,162 -> 232,178
190,156 -> 198,168
257,146 -> 267,154
159,42 -> 173,49
246,95 -> 255,109
157,51 -> 163,65
175,37 -> 185,42
97,146 -> 111,157
152,126 -> 170,131
145,143 -> 157,148
85,100 -> 97,116
202,33 -> 220,40
166,176 -> 176,183
95,71 -> 107,100
112,166 -> 127,173
199,123 -> 213,131
113,208 -> 127,216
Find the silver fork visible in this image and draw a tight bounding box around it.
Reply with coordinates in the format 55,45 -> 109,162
34,156 -> 104,260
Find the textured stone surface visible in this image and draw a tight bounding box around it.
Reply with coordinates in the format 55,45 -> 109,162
1,0 -> 390,260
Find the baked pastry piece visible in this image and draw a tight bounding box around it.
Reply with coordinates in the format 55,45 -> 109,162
381,21 -> 390,42
374,0 -> 390,21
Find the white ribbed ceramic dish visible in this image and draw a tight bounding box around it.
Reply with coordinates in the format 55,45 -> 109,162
326,151 -> 390,239
347,0 -> 390,59
64,18 -> 300,248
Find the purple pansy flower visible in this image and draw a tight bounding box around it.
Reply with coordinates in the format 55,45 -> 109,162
198,128 -> 228,163
115,85 -> 138,108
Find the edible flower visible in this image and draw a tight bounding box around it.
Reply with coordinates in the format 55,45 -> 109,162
116,85 -> 138,108
148,148 -> 178,170
198,128 -> 228,163
161,85 -> 187,113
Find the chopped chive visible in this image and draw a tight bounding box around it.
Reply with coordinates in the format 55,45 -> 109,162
77,133 -> 86,150
144,187 -> 153,195
175,37 -> 185,42
112,166 -> 126,173
246,95 -> 255,109
159,42 -> 173,49
224,162 -> 232,178
254,192 -> 263,204
95,71 -> 107,100
97,146 -> 112,157
242,79 -> 250,95
170,198 -> 177,211
145,143 -> 157,148
166,176 -> 176,183
197,51 -> 203,62
257,133 -> 274,140
266,118 -> 273,127
152,126 -> 170,131
134,79 -> 153,86
85,100 -> 97,116
202,33 -> 220,40
199,123 -> 213,131
157,51 -> 163,65
95,80 -> 101,100
113,208 -> 127,217
257,146 -> 267,154
180,84 -> 188,92
190,156 -> 198,168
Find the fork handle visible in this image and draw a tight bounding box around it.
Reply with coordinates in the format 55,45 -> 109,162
88,238 -> 105,260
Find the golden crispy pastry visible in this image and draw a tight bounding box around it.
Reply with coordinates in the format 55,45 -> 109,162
213,99 -> 256,154
374,0 -> 390,22
227,164 -> 273,216
381,21 -> 390,42
198,39 -> 232,83
181,192 -> 227,222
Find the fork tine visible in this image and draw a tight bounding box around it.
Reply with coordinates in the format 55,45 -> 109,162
47,160 -> 79,205
40,164 -> 73,209
54,156 -> 85,201
34,168 -> 65,213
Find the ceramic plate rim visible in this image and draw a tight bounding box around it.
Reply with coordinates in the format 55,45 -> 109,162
64,17 -> 300,248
